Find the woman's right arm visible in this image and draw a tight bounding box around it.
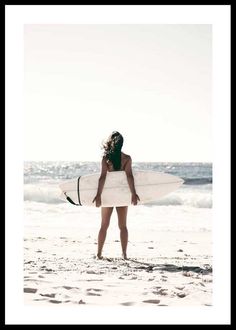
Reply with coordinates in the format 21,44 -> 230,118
124,156 -> 140,205
92,157 -> 107,207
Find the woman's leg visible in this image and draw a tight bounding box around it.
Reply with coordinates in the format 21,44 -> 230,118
116,206 -> 128,259
97,207 -> 113,258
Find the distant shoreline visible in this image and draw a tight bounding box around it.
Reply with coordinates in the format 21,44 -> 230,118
24,160 -> 213,165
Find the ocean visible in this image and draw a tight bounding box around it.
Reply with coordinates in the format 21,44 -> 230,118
24,161 -> 212,209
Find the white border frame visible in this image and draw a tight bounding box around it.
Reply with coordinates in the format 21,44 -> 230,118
5,5 -> 231,325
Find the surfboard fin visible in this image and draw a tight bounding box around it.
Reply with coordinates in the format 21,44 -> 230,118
64,192 -> 80,206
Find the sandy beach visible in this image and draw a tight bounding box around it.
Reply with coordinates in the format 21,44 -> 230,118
24,202 -> 212,307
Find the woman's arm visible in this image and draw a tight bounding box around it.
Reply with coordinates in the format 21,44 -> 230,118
93,157 -> 108,207
124,157 -> 140,205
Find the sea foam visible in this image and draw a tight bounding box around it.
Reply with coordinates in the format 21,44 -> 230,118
24,184 -> 212,208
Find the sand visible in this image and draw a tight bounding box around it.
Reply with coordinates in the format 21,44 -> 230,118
23,203 -> 212,307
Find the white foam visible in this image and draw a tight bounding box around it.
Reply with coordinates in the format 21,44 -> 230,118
24,184 -> 63,204
146,191 -> 212,208
24,184 -> 212,208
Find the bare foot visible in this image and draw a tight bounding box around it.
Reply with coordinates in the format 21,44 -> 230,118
122,253 -> 128,260
96,253 -> 103,260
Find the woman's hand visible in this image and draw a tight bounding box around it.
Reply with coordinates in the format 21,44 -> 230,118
93,194 -> 102,207
131,193 -> 140,205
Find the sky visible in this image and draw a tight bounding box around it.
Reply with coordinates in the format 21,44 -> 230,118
24,24 -> 212,162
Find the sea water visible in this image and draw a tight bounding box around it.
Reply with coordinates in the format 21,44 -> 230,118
24,161 -> 212,209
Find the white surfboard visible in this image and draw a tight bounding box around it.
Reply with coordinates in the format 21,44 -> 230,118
59,170 -> 184,207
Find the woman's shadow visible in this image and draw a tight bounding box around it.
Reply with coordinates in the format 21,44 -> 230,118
126,258 -> 212,275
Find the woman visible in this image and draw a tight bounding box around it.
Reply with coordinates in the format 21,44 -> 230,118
93,131 -> 140,260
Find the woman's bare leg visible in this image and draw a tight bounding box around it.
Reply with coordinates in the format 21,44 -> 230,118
97,207 -> 113,258
116,206 -> 128,259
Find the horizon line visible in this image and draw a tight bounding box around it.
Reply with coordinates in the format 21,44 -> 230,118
24,159 -> 213,164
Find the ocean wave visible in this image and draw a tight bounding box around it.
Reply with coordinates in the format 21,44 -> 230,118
24,185 -> 62,204
183,177 -> 212,185
146,193 -> 212,208
24,184 -> 212,208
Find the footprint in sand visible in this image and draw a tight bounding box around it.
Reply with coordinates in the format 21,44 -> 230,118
63,285 -> 80,290
153,288 -> 168,296
71,299 -> 86,304
86,288 -> 103,296
24,287 -> 37,293
160,274 -> 168,281
175,286 -> 185,290
49,300 -> 62,304
87,288 -> 103,292
143,299 -> 160,304
40,293 -> 56,298
86,270 -> 97,274
25,261 -> 35,265
176,292 -> 187,298
63,286 -> 73,290
120,302 -> 135,306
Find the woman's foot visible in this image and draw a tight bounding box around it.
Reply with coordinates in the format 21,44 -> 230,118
96,253 -> 103,260
122,253 -> 128,260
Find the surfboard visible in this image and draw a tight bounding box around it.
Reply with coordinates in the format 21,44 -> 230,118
59,170 -> 184,207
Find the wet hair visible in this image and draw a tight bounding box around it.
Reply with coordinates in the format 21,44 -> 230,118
103,131 -> 124,171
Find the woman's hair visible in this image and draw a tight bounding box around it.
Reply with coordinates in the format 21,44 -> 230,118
103,131 -> 124,171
